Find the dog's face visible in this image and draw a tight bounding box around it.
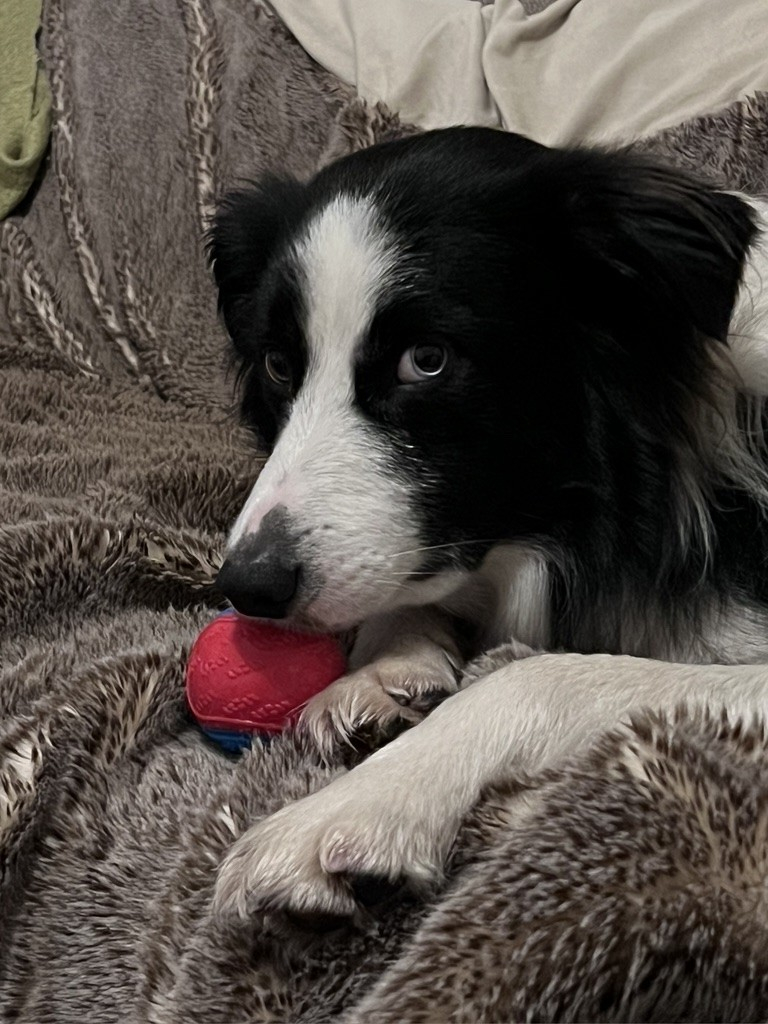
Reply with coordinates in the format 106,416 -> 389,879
211,128 -> 754,631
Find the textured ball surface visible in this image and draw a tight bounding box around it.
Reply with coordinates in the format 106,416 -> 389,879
186,610 -> 346,747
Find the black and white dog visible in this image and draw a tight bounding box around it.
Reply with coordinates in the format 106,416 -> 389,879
210,127 -> 768,920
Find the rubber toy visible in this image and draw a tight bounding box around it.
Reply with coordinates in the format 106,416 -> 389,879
186,609 -> 346,751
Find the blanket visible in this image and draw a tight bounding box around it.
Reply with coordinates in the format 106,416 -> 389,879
2,0 -> 768,1020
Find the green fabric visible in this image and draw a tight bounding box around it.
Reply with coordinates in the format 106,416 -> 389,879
0,0 -> 51,219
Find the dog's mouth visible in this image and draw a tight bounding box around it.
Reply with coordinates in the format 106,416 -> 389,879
217,516 -> 489,633
224,567 -> 472,635
297,564 -> 472,633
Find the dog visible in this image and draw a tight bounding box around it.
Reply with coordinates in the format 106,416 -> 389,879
208,127 -> 768,920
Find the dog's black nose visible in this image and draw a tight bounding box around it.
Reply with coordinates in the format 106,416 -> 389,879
216,510 -> 301,619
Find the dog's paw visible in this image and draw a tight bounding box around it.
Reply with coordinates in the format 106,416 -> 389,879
212,772 -> 447,924
213,798 -> 358,923
299,650 -> 459,755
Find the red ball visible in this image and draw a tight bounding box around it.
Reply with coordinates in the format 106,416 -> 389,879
186,611 -> 346,742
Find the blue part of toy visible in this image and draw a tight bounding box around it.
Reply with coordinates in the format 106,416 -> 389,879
201,726 -> 253,752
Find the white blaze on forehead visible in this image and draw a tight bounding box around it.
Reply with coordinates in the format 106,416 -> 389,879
294,194 -> 399,377
227,194 -> 405,550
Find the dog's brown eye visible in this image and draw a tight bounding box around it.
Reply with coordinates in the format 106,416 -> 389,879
264,350 -> 292,388
397,344 -> 448,384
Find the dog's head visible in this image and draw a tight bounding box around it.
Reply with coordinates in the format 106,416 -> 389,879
210,128 -> 755,631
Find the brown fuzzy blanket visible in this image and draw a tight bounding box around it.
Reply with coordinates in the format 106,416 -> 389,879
2,1 -> 768,1020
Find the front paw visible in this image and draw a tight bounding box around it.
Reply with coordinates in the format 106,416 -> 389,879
212,775 -> 447,924
213,798 -> 358,923
299,652 -> 458,755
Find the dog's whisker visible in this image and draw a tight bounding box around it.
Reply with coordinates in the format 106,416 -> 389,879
390,571 -> 439,577
391,539 -> 502,559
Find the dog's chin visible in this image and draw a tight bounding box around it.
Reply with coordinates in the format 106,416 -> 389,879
291,568 -> 471,634
284,609 -> 358,635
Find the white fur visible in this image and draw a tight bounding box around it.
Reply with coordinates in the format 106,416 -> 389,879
728,197 -> 768,393
674,195 -> 768,568
446,544 -> 552,649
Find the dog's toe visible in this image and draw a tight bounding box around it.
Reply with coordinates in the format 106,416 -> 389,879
300,657 -> 458,754
213,808 -> 358,922
212,774 -> 447,926
300,670 -> 423,754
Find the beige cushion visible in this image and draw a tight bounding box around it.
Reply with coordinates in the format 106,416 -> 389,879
268,0 -> 768,145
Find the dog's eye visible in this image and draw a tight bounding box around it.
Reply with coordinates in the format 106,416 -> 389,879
264,350 -> 292,389
397,345 -> 448,384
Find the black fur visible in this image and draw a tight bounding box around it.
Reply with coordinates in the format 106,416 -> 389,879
211,127 -> 764,656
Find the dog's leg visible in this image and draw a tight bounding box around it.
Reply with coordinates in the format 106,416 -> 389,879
214,653 -> 768,919
299,604 -> 465,754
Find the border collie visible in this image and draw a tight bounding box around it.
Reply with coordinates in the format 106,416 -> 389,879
208,127 -> 768,920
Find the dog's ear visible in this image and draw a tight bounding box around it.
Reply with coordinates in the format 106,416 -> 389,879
208,176 -> 307,336
564,155 -> 756,345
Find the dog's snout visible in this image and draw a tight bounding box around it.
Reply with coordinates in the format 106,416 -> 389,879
216,511 -> 301,619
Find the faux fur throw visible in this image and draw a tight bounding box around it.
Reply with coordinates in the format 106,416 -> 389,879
2,1 -> 768,1020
